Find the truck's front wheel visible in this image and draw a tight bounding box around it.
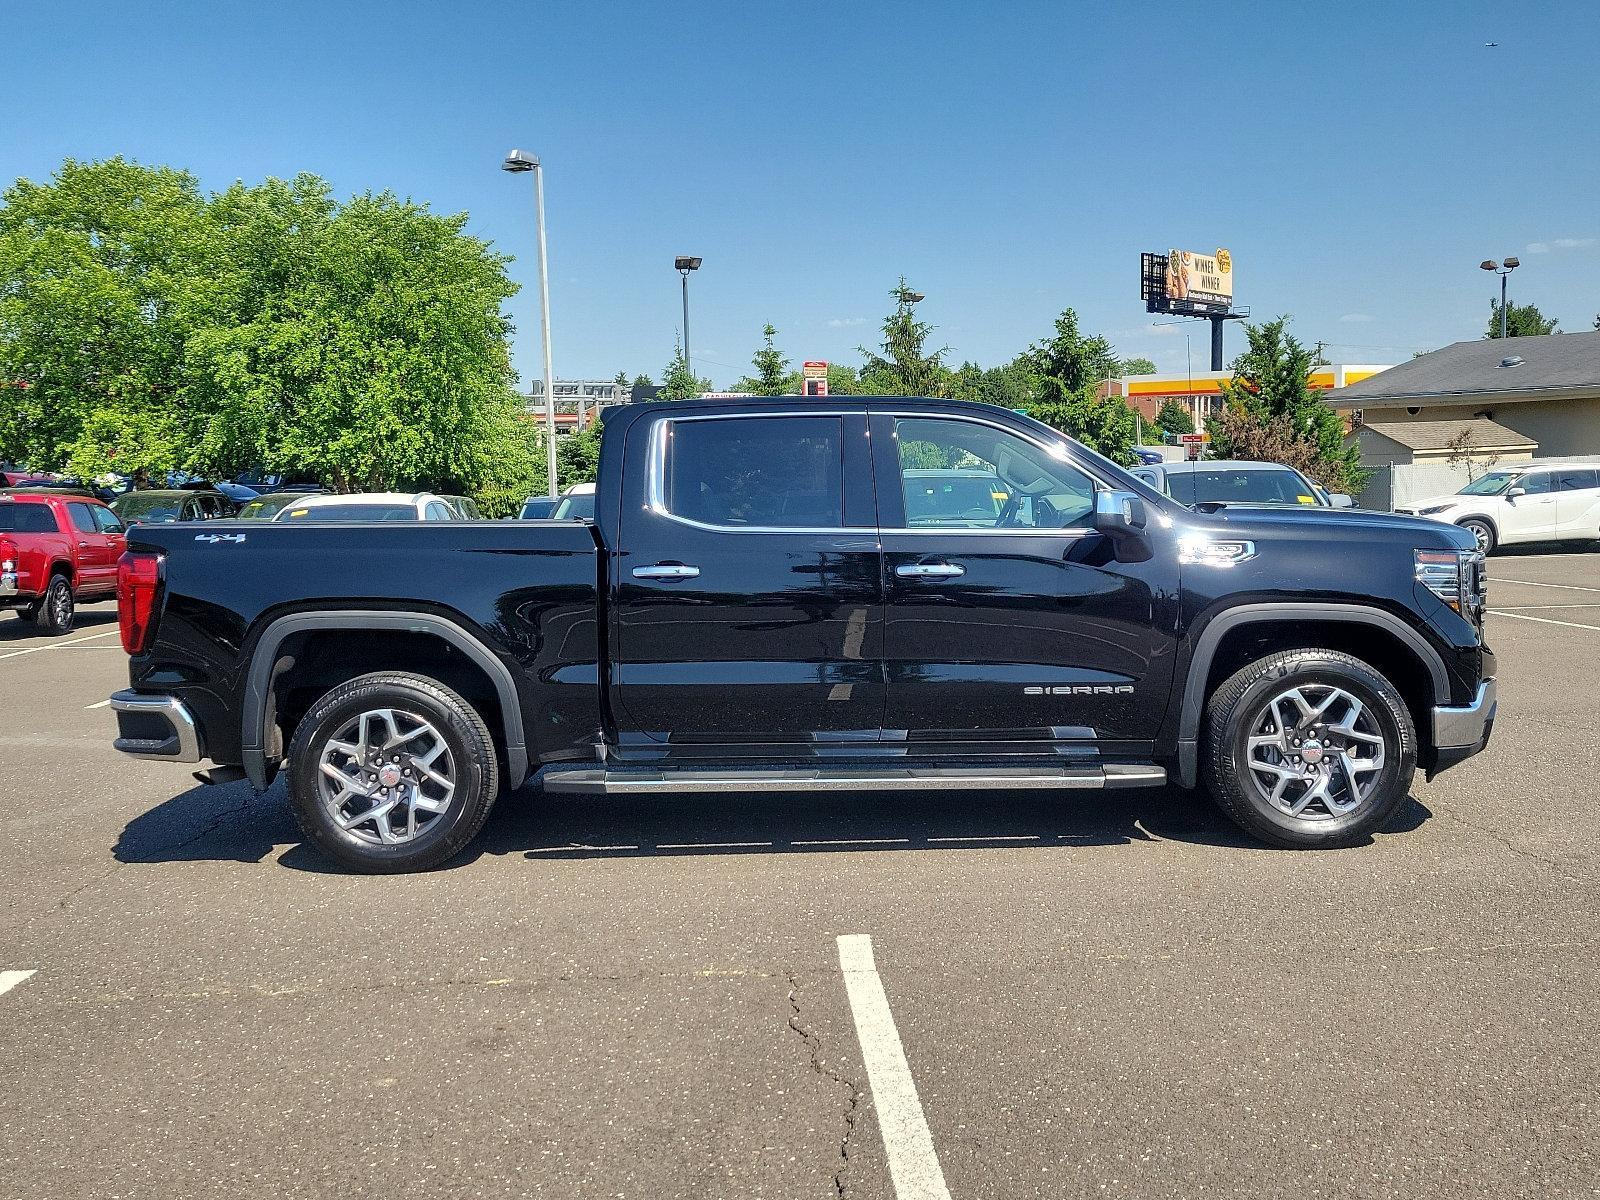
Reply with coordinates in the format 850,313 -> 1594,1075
1203,649 -> 1416,849
286,672 -> 500,873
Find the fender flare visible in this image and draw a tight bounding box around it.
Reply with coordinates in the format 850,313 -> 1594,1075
1174,602 -> 1450,787
241,610 -> 529,790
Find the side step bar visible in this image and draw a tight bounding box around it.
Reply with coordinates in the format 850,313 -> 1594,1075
542,763 -> 1166,795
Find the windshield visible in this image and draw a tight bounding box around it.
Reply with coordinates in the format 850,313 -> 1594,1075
552,494 -> 596,521
1166,468 -> 1321,507
1457,470 -> 1521,496
236,494 -> 301,519
276,503 -> 418,522
112,494 -> 185,521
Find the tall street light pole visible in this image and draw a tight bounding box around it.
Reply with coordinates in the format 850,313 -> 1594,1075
504,149 -> 559,499
1480,256 -> 1521,339
675,256 -> 702,378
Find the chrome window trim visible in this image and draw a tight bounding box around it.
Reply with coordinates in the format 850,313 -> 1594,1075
641,406 -> 1124,538
647,412 -> 858,535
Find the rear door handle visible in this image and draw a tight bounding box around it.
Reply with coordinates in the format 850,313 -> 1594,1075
896,562 -> 965,579
632,564 -> 701,580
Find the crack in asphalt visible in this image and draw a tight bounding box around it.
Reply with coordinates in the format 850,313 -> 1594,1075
787,970 -> 863,1199
1426,802 -> 1590,883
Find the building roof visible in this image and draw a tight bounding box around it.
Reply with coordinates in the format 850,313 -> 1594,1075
1331,331 -> 1600,406
1356,418 -> 1536,452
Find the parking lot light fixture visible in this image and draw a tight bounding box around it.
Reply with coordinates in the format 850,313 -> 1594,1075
504,148 -> 559,497
675,256 -> 702,378
1480,256 -> 1520,339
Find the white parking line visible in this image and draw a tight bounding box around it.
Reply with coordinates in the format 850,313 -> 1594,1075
83,699 -> 112,709
1490,578 -> 1600,595
0,970 -> 37,997
0,629 -> 120,661
1489,610 -> 1600,632
837,935 -> 951,1200
1493,603 -> 1600,610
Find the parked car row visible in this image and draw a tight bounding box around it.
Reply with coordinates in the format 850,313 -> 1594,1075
1396,458 -> 1600,552
0,489 -> 124,633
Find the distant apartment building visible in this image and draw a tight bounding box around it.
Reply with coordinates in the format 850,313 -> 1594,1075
523,379 -> 634,438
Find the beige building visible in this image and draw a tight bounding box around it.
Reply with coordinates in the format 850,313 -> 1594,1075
1329,331 -> 1600,508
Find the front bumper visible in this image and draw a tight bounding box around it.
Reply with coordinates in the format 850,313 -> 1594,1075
110,690 -> 202,763
1428,677 -> 1497,776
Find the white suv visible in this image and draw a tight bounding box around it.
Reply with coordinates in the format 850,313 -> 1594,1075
1398,460 -> 1600,552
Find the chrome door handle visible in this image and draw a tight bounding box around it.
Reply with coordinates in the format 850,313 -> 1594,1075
632,564 -> 700,580
896,562 -> 965,579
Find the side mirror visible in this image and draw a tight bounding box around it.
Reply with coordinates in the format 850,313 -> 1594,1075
1328,493 -> 1355,509
1506,486 -> 1526,500
1094,489 -> 1147,539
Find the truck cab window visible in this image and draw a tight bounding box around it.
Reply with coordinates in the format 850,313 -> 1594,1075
662,416 -> 843,529
894,417 -> 1095,530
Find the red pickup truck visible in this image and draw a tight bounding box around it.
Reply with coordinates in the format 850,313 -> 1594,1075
0,491 -> 125,634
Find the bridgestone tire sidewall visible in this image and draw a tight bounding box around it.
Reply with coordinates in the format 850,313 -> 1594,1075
286,674 -> 497,873
1211,652 -> 1416,848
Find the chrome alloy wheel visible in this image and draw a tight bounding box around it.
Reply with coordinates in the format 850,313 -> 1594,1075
316,708 -> 456,845
1245,685 -> 1386,820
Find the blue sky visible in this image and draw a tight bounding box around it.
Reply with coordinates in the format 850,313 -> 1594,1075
6,1 -> 1598,387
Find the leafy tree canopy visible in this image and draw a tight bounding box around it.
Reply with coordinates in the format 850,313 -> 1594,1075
1486,299 -> 1559,338
1210,316 -> 1365,494
659,342 -> 712,401
732,324 -> 793,395
1120,356 -> 1158,375
858,278 -> 953,397
0,157 -> 540,496
1154,397 -> 1194,436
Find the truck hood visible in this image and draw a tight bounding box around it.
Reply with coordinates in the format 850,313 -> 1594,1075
1195,503 -> 1477,549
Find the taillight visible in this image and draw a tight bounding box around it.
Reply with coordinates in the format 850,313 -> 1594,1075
117,550 -> 163,654
0,535 -> 15,573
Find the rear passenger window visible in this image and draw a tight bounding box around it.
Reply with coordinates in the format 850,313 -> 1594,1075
0,503 -> 59,533
67,503 -> 98,533
661,417 -> 843,528
1553,468 -> 1599,492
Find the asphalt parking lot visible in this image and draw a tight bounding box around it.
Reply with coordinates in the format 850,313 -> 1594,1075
2,551 -> 1597,1200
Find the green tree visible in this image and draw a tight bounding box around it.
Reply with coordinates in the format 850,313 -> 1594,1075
186,186 -> 526,492
659,343 -> 712,401
557,420 -> 604,485
612,370 -> 629,386
1486,299 -> 1559,337
1154,397 -> 1194,436
1014,309 -> 1135,464
1210,317 -> 1364,493
0,157 -> 215,468
1120,356 -> 1158,375
734,324 -> 792,395
858,278 -> 953,396
632,373 -> 653,389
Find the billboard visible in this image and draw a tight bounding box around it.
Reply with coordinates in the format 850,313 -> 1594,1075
1166,248 -> 1233,308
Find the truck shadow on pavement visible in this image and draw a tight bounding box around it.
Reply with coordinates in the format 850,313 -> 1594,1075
0,606 -> 117,643
113,778 -> 1435,872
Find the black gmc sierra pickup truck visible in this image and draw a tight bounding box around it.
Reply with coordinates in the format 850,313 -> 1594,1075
109,397 -> 1496,872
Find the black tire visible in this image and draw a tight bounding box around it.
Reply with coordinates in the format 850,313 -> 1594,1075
1203,648 -> 1416,849
285,671 -> 500,873
1458,518 -> 1496,554
32,574 -> 75,634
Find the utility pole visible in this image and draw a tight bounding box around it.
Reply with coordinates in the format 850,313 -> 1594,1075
503,149 -> 559,498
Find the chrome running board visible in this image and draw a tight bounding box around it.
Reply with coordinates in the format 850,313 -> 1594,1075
541,762 -> 1166,795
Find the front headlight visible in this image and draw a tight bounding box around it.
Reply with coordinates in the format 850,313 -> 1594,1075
1417,504 -> 1455,516
1415,548 -> 1486,618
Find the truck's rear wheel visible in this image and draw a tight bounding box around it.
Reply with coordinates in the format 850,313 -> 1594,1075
286,671 -> 500,873
1204,649 -> 1415,849
32,574 -> 74,634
